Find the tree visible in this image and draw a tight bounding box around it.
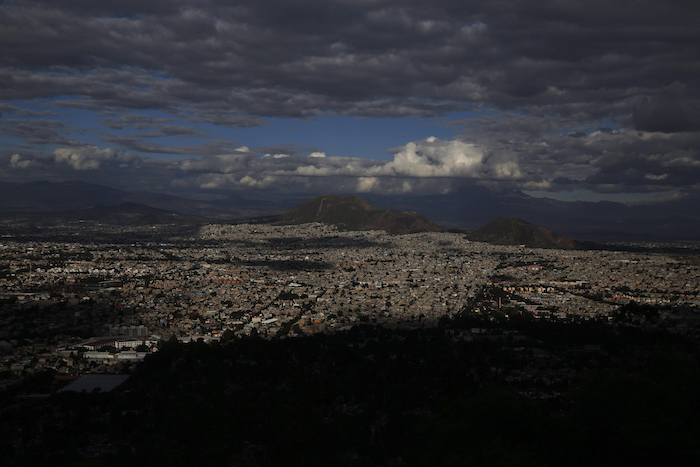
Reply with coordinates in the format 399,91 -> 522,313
98,345 -> 118,354
221,329 -> 235,344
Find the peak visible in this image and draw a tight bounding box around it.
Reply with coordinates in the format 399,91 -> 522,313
490,217 -> 533,226
468,217 -> 581,249
277,194 -> 441,233
309,194 -> 374,206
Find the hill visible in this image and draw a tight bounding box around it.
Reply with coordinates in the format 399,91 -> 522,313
466,217 -> 584,249
0,202 -> 207,226
277,194 -> 443,233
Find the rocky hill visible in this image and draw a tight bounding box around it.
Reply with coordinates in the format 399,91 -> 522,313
277,194 -> 443,233
466,217 -> 584,249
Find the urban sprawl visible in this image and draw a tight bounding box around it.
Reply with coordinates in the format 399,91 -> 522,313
1,222 -> 699,383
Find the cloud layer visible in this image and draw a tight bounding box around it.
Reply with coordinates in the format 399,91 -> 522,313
1,0 -> 699,198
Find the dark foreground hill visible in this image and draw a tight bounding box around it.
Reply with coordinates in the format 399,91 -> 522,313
2,319 -> 699,466
277,194 -> 443,233
467,217 -> 585,249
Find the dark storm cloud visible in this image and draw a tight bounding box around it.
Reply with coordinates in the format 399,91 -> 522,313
100,114 -> 176,130
185,109 -> 266,128
0,119 -> 80,146
129,125 -> 207,139
632,83 -> 700,133
0,104 -> 57,118
4,0 -> 695,118
1,0 -> 699,195
455,125 -> 700,195
100,136 -> 237,156
445,106 -> 700,195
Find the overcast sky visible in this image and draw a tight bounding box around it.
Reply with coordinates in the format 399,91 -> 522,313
1,0 -> 699,202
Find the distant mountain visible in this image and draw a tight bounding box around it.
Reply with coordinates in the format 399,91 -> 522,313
2,180 -> 699,241
0,180 -> 126,212
53,202 -> 209,225
364,185 -> 700,242
122,191 -> 301,221
0,202 -> 207,226
0,180 -> 301,221
277,194 -> 443,233
466,217 -> 584,249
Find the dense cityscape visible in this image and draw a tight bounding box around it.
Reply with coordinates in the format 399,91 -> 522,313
1,220 -> 700,465
2,221 -> 699,380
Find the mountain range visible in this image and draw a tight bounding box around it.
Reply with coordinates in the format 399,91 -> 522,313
0,180 -> 301,221
362,185 -> 700,242
1,180 -> 699,241
0,202 -> 208,227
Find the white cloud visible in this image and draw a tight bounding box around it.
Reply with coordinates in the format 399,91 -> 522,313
259,137 -> 521,185
377,139 -> 487,177
17,127 -> 698,198
263,153 -> 291,158
179,153 -> 252,173
238,175 -> 278,188
10,153 -> 36,169
51,145 -> 142,170
356,176 -> 380,192
53,146 -> 116,170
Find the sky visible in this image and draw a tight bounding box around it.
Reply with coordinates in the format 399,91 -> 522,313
1,0 -> 699,203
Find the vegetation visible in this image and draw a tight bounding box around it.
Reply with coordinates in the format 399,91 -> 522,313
1,316 -> 699,466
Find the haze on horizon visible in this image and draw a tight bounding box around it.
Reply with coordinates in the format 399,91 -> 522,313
1,0 -> 699,206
